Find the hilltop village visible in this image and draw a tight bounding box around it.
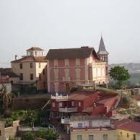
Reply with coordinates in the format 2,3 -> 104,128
0,37 -> 140,140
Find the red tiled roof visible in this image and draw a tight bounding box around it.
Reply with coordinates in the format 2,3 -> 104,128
46,47 -> 99,60
68,91 -> 97,101
134,95 -> 140,101
97,96 -> 118,105
26,47 -> 43,51
115,119 -> 140,133
68,90 -> 118,101
0,76 -> 10,84
11,56 -> 47,63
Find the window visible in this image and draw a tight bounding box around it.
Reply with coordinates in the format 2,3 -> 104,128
78,123 -> 83,128
43,69 -> 45,75
77,135 -> 82,140
43,82 -> 46,88
30,73 -> 34,80
120,132 -> 122,136
133,134 -> 136,140
76,68 -> 80,80
59,102 -> 62,107
103,134 -> 108,140
39,74 -> 41,80
89,135 -> 94,140
52,102 -> 55,107
20,63 -> 23,69
39,63 -> 41,68
106,66 -> 108,75
30,63 -> 33,68
20,73 -> 23,80
72,101 -> 74,106
78,102 -> 81,107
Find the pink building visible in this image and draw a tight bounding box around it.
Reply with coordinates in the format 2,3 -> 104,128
46,37 -> 109,93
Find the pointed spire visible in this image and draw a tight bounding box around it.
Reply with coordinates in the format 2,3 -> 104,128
98,36 -> 108,55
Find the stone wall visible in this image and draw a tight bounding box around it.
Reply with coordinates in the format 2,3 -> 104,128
13,96 -> 50,110
4,120 -> 20,140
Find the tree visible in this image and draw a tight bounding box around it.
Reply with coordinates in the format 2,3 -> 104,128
21,110 -> 38,127
21,132 -> 35,140
36,129 -> 47,139
109,66 -> 130,88
36,129 -> 59,140
45,129 -> 59,140
0,84 -> 13,116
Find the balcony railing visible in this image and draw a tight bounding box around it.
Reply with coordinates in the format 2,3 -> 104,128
61,118 -> 70,124
59,107 -> 77,112
51,94 -> 68,101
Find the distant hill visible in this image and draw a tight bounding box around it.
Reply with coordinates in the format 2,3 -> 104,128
110,63 -> 140,73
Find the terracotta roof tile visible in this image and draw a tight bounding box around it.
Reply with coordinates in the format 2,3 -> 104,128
11,56 -> 47,63
115,119 -> 140,133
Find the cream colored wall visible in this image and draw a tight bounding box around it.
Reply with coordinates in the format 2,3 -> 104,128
4,120 -> 19,140
86,55 -> 108,84
35,62 -> 47,78
92,62 -> 108,84
12,62 -> 36,83
70,129 -> 117,140
0,121 -> 6,140
117,129 -> 139,140
12,61 -> 47,84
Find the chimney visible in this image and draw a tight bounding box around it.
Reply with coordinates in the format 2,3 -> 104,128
15,55 -> 18,60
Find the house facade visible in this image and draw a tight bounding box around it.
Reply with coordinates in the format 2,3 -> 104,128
70,117 -> 117,140
11,47 -> 47,85
70,118 -> 140,140
37,65 -> 47,92
115,119 -> 140,140
50,89 -> 119,124
46,37 -> 109,93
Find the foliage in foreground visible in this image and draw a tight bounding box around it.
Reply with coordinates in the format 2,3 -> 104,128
21,129 -> 59,140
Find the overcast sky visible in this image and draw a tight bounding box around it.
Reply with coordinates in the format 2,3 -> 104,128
0,0 -> 140,67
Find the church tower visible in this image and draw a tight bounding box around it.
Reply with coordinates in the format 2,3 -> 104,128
97,36 -> 109,63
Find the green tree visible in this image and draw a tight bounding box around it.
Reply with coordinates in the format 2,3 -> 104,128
21,110 -> 39,127
21,132 -> 35,140
36,129 -> 59,140
36,129 -> 47,139
109,66 -> 130,88
46,129 -> 59,140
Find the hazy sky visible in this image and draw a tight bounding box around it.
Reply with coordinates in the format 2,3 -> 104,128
0,0 -> 140,67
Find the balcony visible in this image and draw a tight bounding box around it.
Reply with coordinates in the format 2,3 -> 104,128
51,94 -> 68,101
61,118 -> 70,124
59,107 -> 77,112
